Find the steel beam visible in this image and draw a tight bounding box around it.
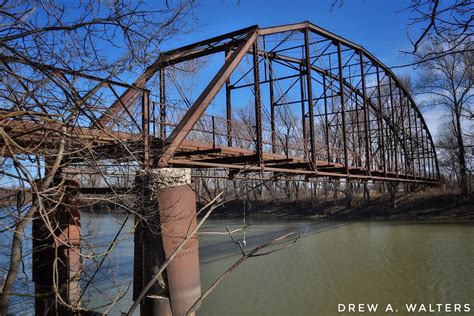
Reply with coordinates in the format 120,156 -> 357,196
304,29 -> 317,169
142,90 -> 150,169
299,64 -> 308,159
376,65 -> 387,177
224,49 -> 233,147
159,29 -> 258,165
388,77 -> 399,177
336,42 -> 349,174
160,68 -> 167,140
359,51 -> 371,174
253,41 -> 264,167
269,58 -> 276,153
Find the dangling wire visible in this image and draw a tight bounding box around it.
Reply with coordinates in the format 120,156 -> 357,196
242,182 -> 248,247
242,201 -> 247,247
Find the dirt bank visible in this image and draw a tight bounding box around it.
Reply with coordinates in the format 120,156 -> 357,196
209,191 -> 474,221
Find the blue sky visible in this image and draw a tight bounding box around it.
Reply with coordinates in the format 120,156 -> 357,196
159,0 -> 443,136
168,0 -> 418,71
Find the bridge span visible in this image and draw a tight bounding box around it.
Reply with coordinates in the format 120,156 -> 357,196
2,22 -> 439,184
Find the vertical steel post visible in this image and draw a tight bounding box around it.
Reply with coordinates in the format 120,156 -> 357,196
212,115 -> 216,149
359,51 -> 371,175
225,50 -> 233,147
252,41 -> 264,167
323,74 -> 330,163
427,143 -> 432,180
299,64 -> 308,159
375,66 -> 387,177
398,89 -> 407,177
388,77 -> 399,177
269,58 -> 276,153
304,29 -> 317,169
337,41 -> 349,174
160,68 -> 167,141
407,102 -> 415,179
421,126 -> 427,179
414,113 -> 421,178
430,146 -> 434,180
142,90 -> 150,169
355,93 -> 362,167
387,125 -> 393,174
350,92 -> 356,166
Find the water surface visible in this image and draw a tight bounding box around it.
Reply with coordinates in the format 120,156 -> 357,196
79,214 -> 474,315
2,212 -> 473,315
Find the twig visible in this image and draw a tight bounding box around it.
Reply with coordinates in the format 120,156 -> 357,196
225,225 -> 245,256
198,226 -> 250,235
185,231 -> 300,315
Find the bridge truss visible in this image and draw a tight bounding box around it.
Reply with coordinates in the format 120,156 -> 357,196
2,22 -> 439,184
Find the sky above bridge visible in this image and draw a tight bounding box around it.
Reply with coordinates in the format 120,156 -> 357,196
161,0 -> 444,138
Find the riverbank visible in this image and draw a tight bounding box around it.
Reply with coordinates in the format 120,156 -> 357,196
12,187 -> 468,221
210,190 -> 474,221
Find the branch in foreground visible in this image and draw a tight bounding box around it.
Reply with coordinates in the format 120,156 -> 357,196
185,231 -> 301,316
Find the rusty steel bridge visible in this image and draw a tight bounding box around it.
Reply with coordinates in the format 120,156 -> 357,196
3,21 -> 439,185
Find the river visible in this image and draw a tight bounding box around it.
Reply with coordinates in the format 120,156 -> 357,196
2,212 -> 474,315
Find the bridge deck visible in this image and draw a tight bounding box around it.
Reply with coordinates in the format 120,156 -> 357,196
1,119 -> 434,184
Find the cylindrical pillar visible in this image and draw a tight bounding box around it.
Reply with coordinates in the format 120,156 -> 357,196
134,168 -> 200,316
32,177 -> 82,315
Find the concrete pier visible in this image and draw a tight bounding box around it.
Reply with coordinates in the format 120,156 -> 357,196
134,168 -> 201,316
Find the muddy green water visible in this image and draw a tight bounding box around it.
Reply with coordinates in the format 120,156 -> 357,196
2,213 -> 473,315
78,214 -> 474,316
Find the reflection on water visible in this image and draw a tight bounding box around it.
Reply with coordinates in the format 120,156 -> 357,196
3,211 -> 474,315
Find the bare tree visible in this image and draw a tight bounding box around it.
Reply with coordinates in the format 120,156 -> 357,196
404,0 -> 473,57
331,1 -> 473,67
416,36 -> 473,194
0,0 -> 194,314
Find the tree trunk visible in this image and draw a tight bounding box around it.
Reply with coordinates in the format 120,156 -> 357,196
455,108 -> 469,194
363,181 -> 370,207
389,183 -> 398,209
345,181 -> 353,208
0,205 -> 36,314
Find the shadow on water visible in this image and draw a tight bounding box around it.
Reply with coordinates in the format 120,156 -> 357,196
199,219 -> 352,265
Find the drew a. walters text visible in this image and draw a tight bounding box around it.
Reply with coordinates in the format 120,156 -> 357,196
338,303 -> 471,313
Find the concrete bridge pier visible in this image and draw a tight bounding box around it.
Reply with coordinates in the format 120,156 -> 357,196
134,168 -> 201,316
